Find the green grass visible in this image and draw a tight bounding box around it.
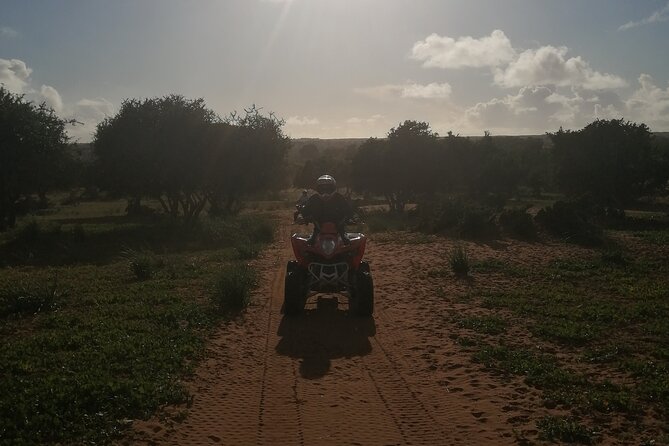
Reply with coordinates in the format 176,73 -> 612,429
458,315 -> 507,335
537,416 -> 595,444
449,244 -> 470,277
474,344 -> 637,413
0,209 -> 274,444
212,263 -> 257,313
467,237 -> 669,432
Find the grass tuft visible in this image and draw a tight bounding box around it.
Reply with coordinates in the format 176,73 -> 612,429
449,244 -> 470,277
0,278 -> 66,318
537,416 -> 594,444
212,263 -> 256,313
120,247 -> 161,280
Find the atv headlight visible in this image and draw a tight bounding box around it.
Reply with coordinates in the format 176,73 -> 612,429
321,239 -> 336,256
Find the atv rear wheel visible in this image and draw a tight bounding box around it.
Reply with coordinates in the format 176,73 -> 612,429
284,261 -> 307,315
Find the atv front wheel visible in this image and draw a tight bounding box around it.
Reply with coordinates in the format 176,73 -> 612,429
351,261 -> 374,317
284,261 -> 307,315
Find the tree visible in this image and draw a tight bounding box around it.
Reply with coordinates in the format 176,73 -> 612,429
351,120 -> 438,213
0,87 -> 72,230
205,105 -> 290,215
94,95 -> 219,221
549,119 -> 655,206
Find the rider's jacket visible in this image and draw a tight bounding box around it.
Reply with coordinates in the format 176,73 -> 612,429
302,192 -> 353,225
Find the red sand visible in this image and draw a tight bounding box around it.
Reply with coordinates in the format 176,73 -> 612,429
126,213 -> 665,445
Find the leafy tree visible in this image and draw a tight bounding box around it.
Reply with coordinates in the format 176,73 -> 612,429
95,99 -> 288,221
0,87 -> 72,230
352,121 -> 438,213
205,106 -> 290,215
549,119 -> 655,206
94,95 -> 218,221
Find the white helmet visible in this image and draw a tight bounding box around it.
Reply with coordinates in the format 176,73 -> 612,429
316,175 -> 336,195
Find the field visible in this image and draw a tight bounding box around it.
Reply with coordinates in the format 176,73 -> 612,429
1,198 -> 668,445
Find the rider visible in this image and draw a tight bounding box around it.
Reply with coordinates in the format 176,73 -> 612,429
302,175 -> 354,245
294,189 -> 309,222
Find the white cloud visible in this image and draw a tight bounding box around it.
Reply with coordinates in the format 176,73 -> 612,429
346,114 -> 383,125
619,2 -> 669,30
411,30 -> 515,69
0,58 -> 32,93
464,86 -> 628,133
40,85 -> 63,113
465,86 -> 556,130
1,26 -> 18,38
286,115 -> 320,126
355,81 -> 451,100
625,74 -> 669,127
401,82 -> 451,99
67,98 -> 115,141
494,45 -> 627,90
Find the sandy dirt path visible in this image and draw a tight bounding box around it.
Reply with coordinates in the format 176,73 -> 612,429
129,216 -> 522,445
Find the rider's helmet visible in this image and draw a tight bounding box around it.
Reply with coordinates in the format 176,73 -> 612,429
316,175 -> 336,195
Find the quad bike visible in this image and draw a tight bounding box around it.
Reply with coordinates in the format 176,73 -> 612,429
285,220 -> 374,317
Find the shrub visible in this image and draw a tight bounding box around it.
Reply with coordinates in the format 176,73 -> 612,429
414,197 -> 498,239
459,207 -> 498,239
212,263 -> 256,313
71,224 -> 87,243
121,247 -> 158,280
449,245 -> 470,277
365,211 -> 409,233
14,219 -> 64,241
535,201 -> 603,246
0,279 -> 66,318
499,209 -> 537,240
537,416 -> 594,444
235,238 -> 259,260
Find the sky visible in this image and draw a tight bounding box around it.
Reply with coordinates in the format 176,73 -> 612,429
1,0 -> 669,141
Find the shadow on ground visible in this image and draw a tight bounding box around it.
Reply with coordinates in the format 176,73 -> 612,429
275,296 -> 376,379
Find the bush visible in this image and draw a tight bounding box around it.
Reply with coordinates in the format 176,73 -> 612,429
71,224 -> 87,243
235,238 -> 259,260
499,209 -> 537,240
0,279 -> 65,318
449,245 -> 470,277
414,197 -> 498,239
535,201 -> 603,246
13,219 -> 63,244
121,247 -> 159,280
212,263 -> 256,313
365,211 -> 409,233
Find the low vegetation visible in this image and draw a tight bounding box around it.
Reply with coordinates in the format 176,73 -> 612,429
0,204 -> 274,444
369,205 -> 669,443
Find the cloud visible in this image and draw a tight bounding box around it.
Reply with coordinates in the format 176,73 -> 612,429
286,116 -> 320,126
346,114 -> 383,125
464,86 -> 627,133
494,45 -> 627,90
67,98 -> 115,141
619,2 -> 669,30
1,26 -> 18,38
355,81 -> 451,100
40,85 -> 63,113
401,82 -> 451,99
625,74 -> 669,127
0,58 -> 32,93
411,30 -> 516,69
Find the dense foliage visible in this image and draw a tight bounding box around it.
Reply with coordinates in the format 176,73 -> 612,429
549,119 -> 660,206
0,87 -> 73,230
94,98 -> 289,221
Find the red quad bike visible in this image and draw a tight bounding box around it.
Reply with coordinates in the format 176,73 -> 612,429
285,221 -> 374,316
